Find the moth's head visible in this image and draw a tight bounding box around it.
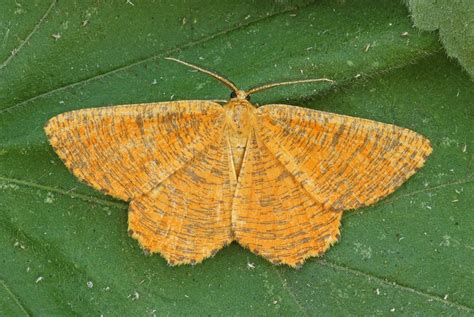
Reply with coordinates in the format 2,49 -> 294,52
229,90 -> 251,101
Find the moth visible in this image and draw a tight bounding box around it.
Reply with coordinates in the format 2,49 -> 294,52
44,58 -> 432,267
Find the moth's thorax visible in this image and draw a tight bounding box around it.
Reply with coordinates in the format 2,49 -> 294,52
224,99 -> 256,177
224,99 -> 256,135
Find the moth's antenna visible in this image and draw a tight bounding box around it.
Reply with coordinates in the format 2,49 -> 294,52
165,57 -> 239,93
246,78 -> 335,96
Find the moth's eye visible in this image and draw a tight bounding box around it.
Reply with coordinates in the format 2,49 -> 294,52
245,95 -> 251,101
230,91 -> 237,98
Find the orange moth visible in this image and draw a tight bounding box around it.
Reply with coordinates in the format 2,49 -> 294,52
44,58 -> 432,267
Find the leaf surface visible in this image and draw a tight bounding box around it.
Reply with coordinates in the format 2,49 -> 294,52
1,0 -> 473,315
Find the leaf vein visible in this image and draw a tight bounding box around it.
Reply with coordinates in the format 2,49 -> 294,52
0,0 -> 57,71
317,259 -> 474,313
0,279 -> 31,316
273,267 -> 309,317
345,177 -> 474,220
0,175 -> 126,209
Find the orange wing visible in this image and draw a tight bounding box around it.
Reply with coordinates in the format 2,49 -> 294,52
256,104 -> 432,210
128,126 -> 236,265
46,100 -> 236,264
44,101 -> 224,201
233,130 -> 342,267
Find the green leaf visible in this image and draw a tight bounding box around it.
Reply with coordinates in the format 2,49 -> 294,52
406,0 -> 474,78
1,0 -> 473,315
